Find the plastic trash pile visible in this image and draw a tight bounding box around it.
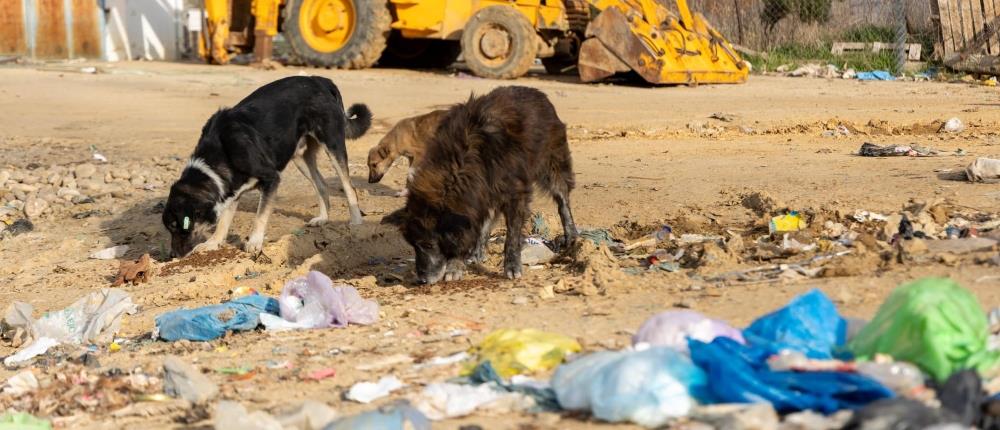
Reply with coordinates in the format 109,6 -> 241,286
154,271 -> 378,341
543,277 -> 1000,428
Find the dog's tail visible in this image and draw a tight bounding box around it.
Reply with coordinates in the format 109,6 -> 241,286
345,104 -> 372,140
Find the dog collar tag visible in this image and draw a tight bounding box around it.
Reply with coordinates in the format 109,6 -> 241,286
183,216 -> 190,230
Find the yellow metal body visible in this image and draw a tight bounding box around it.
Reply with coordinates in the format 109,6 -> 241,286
199,0 -> 747,85
582,0 -> 749,84
389,0 -> 567,39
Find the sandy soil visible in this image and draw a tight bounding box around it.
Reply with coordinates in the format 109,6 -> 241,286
1,61 -> 999,429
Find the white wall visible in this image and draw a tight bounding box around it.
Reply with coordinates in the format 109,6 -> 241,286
103,0 -> 184,61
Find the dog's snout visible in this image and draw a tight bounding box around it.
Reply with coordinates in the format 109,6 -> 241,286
414,277 -> 428,286
368,172 -> 383,183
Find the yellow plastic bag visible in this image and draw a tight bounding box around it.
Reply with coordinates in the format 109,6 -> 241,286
463,329 -> 581,378
769,212 -> 807,234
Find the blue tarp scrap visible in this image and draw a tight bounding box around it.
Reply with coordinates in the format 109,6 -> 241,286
689,337 -> 893,414
154,295 -> 279,341
856,71 -> 895,81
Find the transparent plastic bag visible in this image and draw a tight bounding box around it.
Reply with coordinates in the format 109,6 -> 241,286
277,271 -> 379,329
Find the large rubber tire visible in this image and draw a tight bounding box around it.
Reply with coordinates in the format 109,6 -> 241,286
379,31 -> 461,69
461,6 -> 538,79
283,0 -> 391,69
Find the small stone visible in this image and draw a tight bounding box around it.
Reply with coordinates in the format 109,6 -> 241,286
57,188 -> 80,199
938,253 -> 959,265
111,189 -> 130,199
162,355 -> 218,403
104,172 -> 114,183
538,284 -> 555,300
46,172 -> 60,185
511,295 -> 529,305
674,299 -> 695,309
20,175 -> 38,185
79,179 -> 104,192
39,192 -> 60,204
900,238 -> 928,255
130,176 -> 146,187
74,163 -> 97,179
112,168 -> 131,180
72,195 -> 95,205
579,284 -> 600,296
692,403 -> 779,430
0,170 -> 10,184
521,242 -> 556,265
23,197 -> 48,219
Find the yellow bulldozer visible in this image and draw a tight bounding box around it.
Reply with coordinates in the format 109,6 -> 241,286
200,0 -> 748,85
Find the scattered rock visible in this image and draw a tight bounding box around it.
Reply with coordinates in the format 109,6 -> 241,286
73,163 -> 97,179
163,355 -> 219,403
511,296 -> 529,305
692,403 -> 779,429
521,242 -> 556,265
23,197 -> 48,219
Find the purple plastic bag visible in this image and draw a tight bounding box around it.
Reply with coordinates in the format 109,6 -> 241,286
278,271 -> 379,328
632,310 -> 744,353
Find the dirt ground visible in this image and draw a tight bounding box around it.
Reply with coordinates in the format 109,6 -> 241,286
1,61 -> 1000,429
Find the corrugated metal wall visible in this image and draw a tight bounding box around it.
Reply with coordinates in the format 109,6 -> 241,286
0,0 -> 103,59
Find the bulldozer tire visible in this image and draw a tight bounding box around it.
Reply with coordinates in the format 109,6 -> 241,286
461,6 -> 538,79
283,0 -> 391,69
379,31 -> 461,69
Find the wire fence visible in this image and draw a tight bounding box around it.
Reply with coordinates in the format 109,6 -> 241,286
681,0 -> 937,74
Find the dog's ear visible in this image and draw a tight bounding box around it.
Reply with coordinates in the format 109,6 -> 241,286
381,208 -> 409,227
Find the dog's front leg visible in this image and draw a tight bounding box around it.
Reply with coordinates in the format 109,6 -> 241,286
502,202 -> 527,280
193,202 -> 237,253
245,185 -> 278,255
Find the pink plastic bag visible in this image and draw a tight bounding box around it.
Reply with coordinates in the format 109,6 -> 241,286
278,271 -> 379,328
632,310 -> 744,353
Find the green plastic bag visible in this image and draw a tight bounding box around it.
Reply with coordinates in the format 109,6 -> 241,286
0,412 -> 51,430
463,328 -> 581,379
848,278 -> 1000,382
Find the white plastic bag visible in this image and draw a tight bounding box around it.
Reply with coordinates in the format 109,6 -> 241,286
552,347 -> 709,428
632,310 -> 745,354
346,376 -> 406,404
272,271 -> 378,329
411,383 -> 534,420
2,289 -> 137,366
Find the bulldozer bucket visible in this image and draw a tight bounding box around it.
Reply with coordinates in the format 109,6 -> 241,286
579,0 -> 749,85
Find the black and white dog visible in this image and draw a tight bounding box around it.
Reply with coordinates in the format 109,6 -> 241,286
163,76 -> 371,258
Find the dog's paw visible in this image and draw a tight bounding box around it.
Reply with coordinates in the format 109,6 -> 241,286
191,241 -> 220,254
307,216 -> 329,226
394,189 -> 409,198
244,236 -> 264,256
504,267 -> 523,280
444,260 -> 465,282
349,215 -> 364,226
504,260 -> 522,280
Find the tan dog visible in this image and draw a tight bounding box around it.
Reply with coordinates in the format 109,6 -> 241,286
367,110 -> 447,197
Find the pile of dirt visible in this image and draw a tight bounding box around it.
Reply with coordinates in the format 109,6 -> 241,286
159,248 -> 243,277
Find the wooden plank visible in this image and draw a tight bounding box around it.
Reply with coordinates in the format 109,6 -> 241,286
968,0 -> 985,52
962,0 -> 978,51
944,14 -> 1000,64
34,0 -> 68,58
941,0 -> 959,55
986,0 -> 1000,55
0,0 -> 27,55
70,0 -> 101,58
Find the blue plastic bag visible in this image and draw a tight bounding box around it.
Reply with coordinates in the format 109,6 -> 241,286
323,402 -> 430,430
743,289 -> 846,359
856,70 -> 895,81
689,337 -> 893,414
552,347 -> 711,428
155,295 -> 279,341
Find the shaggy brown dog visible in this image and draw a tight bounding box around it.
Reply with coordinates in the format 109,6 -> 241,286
383,86 -> 577,285
367,110 -> 447,196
